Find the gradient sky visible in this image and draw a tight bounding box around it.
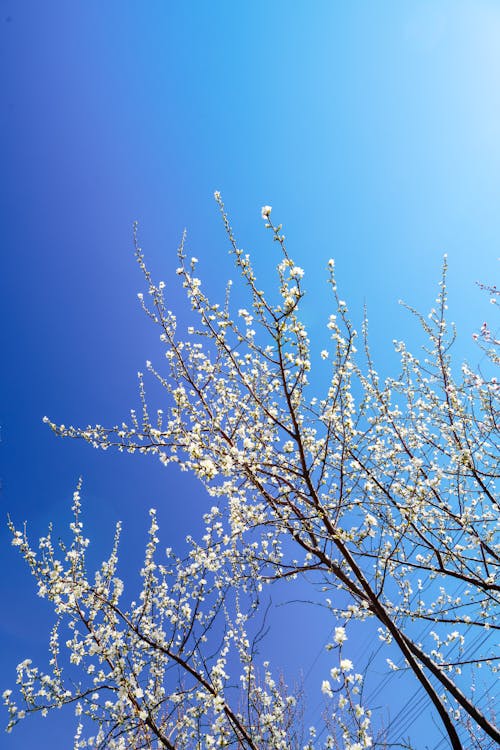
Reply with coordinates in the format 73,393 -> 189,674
1,2 -> 499,748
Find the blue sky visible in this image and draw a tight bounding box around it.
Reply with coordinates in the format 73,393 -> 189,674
1,2 -> 499,747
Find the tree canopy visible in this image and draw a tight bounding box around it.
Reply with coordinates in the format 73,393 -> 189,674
6,199 -> 499,750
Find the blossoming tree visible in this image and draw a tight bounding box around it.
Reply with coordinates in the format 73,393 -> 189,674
6,197 -> 499,749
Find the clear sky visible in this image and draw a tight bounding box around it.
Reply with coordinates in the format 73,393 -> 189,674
1,2 -> 499,748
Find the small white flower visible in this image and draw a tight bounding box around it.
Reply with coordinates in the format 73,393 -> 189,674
261,205 -> 272,219
321,349 -> 329,360
340,658 -> 353,672
334,626 -> 347,644
321,679 -> 333,697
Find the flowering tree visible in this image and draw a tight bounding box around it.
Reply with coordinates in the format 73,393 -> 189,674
6,197 -> 499,749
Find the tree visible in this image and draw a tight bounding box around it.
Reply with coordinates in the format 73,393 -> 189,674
6,196 -> 499,749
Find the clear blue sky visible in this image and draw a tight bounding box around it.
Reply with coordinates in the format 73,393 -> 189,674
1,2 -> 499,747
